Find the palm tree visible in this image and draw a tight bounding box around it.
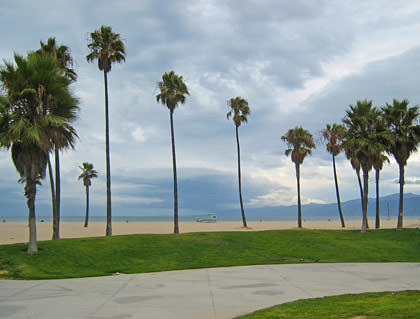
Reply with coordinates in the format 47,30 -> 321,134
156,71 -> 189,234
281,126 -> 315,228
78,162 -> 98,228
382,99 -> 420,229
87,25 -> 126,236
227,97 -> 251,228
342,100 -> 387,232
321,123 -> 346,227
373,152 -> 389,229
35,37 -> 78,240
342,139 -> 364,216
37,37 -> 77,81
0,53 -> 77,253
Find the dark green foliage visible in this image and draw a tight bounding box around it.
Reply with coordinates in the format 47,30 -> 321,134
237,290 -> 420,318
0,229 -> 418,279
0,53 -> 78,252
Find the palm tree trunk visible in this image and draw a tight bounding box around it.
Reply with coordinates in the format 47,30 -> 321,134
332,154 -> 345,227
375,167 -> 380,229
361,168 -> 369,233
295,163 -> 302,228
169,110 -> 179,233
236,125 -> 247,228
84,185 -> 89,228
355,168 -> 368,229
104,70 -> 112,236
25,179 -> 37,254
52,147 -> 60,239
356,169 -> 363,208
47,156 -> 57,238
397,163 -> 404,229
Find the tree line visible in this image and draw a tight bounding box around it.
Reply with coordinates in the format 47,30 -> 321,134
279,99 -> 420,233
0,25 -> 418,254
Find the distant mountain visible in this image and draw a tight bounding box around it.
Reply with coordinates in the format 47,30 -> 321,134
219,193 -> 420,220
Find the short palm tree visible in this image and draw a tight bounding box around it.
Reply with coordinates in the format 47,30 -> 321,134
321,123 -> 346,227
156,71 -> 189,234
281,126 -> 315,228
227,97 -> 250,228
35,37 -> 79,240
0,53 -> 77,253
78,162 -> 98,228
382,99 -> 420,229
87,25 -> 126,236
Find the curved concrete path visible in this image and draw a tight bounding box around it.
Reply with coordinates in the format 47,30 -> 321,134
1,263 -> 419,319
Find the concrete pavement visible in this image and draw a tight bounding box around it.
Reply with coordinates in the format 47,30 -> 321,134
1,263 -> 419,319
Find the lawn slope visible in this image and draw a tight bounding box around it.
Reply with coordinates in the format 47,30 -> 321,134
0,229 -> 419,279
236,290 -> 420,318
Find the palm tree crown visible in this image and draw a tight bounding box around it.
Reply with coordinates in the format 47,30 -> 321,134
36,37 -> 76,82
322,123 -> 345,156
0,54 -> 77,151
78,162 -> 98,187
382,99 -> 420,166
282,126 -> 315,165
227,97 -> 250,127
156,70 -> 189,112
86,25 -> 125,73
342,100 -> 387,172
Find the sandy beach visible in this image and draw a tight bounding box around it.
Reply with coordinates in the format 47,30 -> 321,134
1,219 -> 419,245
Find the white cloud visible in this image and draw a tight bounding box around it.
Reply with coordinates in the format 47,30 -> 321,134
131,126 -> 146,142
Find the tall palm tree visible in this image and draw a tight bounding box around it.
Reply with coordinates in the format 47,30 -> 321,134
0,53 -> 77,253
78,162 -> 98,228
382,99 -> 420,229
342,100 -> 387,232
156,71 -> 189,234
35,37 -> 78,240
321,123 -> 346,228
281,126 -> 315,228
227,97 -> 251,228
87,25 -> 125,236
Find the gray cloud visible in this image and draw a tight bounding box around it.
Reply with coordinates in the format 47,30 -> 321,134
1,0 -> 420,219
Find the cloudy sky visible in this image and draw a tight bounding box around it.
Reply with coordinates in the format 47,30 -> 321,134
1,0 -> 420,218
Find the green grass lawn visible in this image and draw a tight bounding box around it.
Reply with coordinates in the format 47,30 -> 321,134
236,290 -> 420,318
0,228 -> 419,279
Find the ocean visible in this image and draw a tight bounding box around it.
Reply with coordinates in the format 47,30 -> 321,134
0,215 -> 303,222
